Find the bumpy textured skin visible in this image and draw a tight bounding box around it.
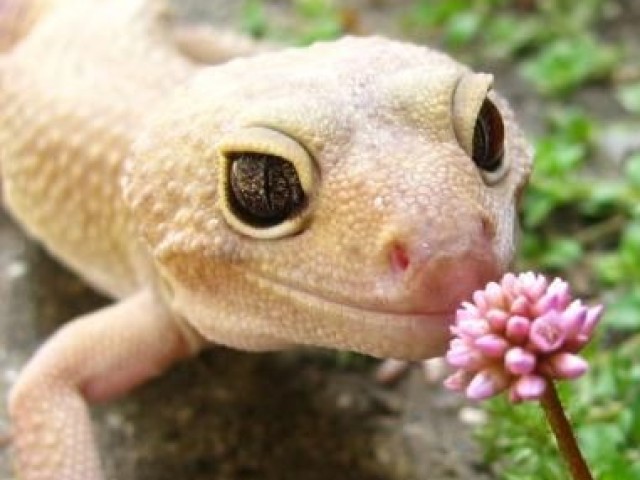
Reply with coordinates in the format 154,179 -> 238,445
0,0 -> 533,479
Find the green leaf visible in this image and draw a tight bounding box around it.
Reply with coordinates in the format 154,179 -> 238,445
534,136 -> 587,176
297,18 -> 342,44
621,222 -> 640,255
616,83 -> 640,114
624,154 -> 640,188
581,181 -> 626,217
521,36 -> 620,96
521,190 -> 558,227
408,0 -> 469,28
603,291 -> 640,331
519,231 -> 545,259
594,253 -> 625,285
578,423 -> 626,461
294,0 -> 334,17
483,15 -> 546,59
629,396 -> 640,443
443,11 -> 483,48
241,0 -> 268,38
539,237 -> 584,269
548,108 -> 596,144
598,454 -> 640,480
619,222 -> 640,280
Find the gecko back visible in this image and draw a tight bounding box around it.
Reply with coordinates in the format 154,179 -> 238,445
0,0 -> 197,297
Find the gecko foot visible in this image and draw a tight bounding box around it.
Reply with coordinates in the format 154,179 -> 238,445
375,359 -> 411,384
375,357 -> 448,384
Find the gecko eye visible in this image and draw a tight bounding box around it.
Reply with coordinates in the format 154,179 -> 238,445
218,127 -> 318,239
452,73 -> 510,185
472,98 -> 504,174
228,153 -> 305,227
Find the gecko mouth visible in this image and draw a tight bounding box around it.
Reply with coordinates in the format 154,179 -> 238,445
240,268 -> 454,322
238,267 -> 455,358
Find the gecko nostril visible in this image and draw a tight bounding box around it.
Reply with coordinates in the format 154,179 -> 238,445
481,214 -> 496,241
389,242 -> 411,273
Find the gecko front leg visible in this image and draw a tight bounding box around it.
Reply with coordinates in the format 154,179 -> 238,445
8,289 -> 205,480
172,24 -> 272,64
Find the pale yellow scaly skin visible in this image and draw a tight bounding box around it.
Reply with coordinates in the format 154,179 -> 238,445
0,0 -> 532,479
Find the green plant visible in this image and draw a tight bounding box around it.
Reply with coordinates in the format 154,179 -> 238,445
241,0 -> 268,38
480,338 -> 640,479
617,83 -> 640,114
240,0 -> 344,45
521,36 -> 620,96
487,99 -> 639,480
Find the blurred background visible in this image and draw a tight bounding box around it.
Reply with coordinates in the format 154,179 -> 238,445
1,1 -> 638,479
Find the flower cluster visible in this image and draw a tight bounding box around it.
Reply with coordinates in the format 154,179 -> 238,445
444,272 -> 603,403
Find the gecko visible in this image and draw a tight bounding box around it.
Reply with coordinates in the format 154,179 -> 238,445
0,0 -> 533,479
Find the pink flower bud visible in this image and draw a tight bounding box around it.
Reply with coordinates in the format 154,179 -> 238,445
513,374 -> 547,401
486,308 -> 509,331
472,290 -> 489,314
523,274 -> 548,300
510,295 -> 530,316
560,300 -> 588,338
452,318 -> 490,339
581,304 -> 604,337
518,271 -> 536,289
446,341 -> 484,369
466,368 -> 510,400
500,272 -> 518,293
562,335 -> 588,352
505,347 -> 536,375
475,334 -> 509,358
485,282 -> 506,310
456,303 -> 479,321
443,370 -> 470,392
530,312 -> 565,352
543,353 -> 588,379
547,278 -> 571,309
533,292 -> 561,317
505,315 -> 530,343
444,271 -> 602,403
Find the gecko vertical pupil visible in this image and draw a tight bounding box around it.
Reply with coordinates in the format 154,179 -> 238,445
472,98 -> 504,173
228,152 -> 305,227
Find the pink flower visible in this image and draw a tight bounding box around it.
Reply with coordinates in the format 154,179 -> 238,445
443,272 -> 603,403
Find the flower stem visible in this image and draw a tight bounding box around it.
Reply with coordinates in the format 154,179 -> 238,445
540,379 -> 593,480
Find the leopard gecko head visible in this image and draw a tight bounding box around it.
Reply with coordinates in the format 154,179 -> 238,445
123,36 -> 533,360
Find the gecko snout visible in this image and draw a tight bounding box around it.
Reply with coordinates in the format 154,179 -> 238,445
384,210 -> 500,313
387,209 -> 497,270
